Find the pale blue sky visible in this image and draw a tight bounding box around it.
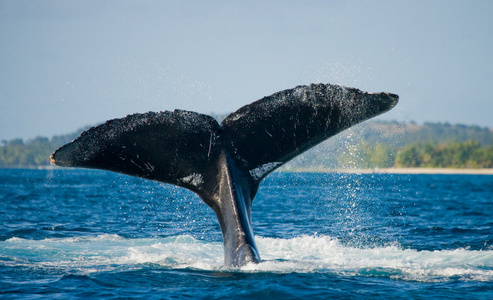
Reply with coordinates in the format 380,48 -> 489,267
1,0 -> 492,140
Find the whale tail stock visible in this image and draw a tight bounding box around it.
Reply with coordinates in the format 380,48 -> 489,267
50,83 -> 398,267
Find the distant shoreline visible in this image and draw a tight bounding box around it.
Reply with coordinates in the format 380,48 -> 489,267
283,167 -> 493,175
2,166 -> 493,175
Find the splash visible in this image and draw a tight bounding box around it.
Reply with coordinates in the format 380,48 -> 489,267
2,234 -> 492,282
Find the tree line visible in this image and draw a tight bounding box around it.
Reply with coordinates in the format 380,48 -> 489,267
0,129 -> 84,168
1,122 -> 492,169
329,139 -> 493,169
395,140 -> 493,168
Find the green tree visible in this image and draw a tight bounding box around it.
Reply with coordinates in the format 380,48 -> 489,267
337,140 -> 396,169
395,140 -> 492,168
395,142 -> 436,167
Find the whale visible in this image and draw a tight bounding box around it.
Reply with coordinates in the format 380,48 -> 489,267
50,83 -> 398,267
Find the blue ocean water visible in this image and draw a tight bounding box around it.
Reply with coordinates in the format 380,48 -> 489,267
1,169 -> 492,299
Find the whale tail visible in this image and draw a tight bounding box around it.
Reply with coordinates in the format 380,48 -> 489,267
51,83 -> 398,266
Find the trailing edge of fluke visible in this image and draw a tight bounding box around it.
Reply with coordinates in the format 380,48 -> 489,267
51,83 -> 398,267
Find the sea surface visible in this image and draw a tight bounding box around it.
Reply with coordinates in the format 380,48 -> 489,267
1,169 -> 492,299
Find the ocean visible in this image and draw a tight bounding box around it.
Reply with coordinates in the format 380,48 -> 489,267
1,169 -> 492,299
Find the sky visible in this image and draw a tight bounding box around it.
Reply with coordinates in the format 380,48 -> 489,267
1,0 -> 492,140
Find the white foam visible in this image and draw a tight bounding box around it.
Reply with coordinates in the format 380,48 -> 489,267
249,236 -> 493,282
2,234 -> 492,282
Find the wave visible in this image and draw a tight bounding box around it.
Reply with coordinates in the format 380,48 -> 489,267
2,234 -> 492,282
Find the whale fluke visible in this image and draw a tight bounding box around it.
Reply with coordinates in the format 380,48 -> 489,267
51,83 -> 398,266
